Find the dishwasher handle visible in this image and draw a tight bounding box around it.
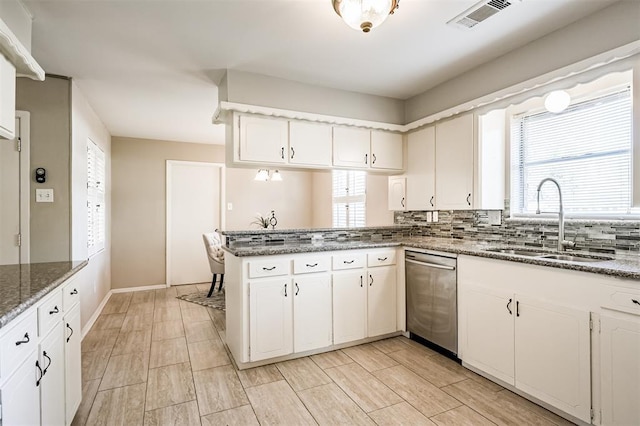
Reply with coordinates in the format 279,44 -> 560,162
405,258 -> 456,271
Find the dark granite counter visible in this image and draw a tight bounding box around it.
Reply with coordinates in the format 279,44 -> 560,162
0,261 -> 88,329
224,236 -> 640,281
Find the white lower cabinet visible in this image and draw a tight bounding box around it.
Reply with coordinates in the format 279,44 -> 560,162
249,278 -> 293,362
64,303 -> 82,425
333,270 -> 367,345
0,349 -> 41,426
293,275 -> 332,352
459,257 -> 591,423
40,321 -> 66,426
600,314 -> 640,426
367,266 -> 397,337
0,272 -> 84,426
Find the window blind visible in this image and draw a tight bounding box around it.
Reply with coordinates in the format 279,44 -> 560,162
87,139 -> 106,256
332,170 -> 366,227
510,87 -> 632,216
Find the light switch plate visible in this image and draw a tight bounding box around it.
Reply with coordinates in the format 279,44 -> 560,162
35,189 -> 54,203
432,211 -> 439,222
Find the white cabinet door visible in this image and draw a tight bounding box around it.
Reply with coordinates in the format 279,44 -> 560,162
387,177 -> 406,211
333,127 -> 370,168
514,295 -> 591,423
0,53 -> 16,140
249,279 -> 293,361
239,115 -> 288,164
435,114 -> 474,210
333,271 -> 367,344
371,131 -> 403,170
0,350 -> 41,426
293,274 -> 332,352
459,284 -> 515,385
40,321 -> 66,426
367,266 -> 396,337
289,121 -> 332,167
64,304 -> 82,425
406,126 -> 436,210
600,314 -> 640,426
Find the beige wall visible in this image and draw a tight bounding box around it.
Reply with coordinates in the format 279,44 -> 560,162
224,70 -> 405,125
111,137 -> 224,289
225,168 -> 314,231
405,1 -> 640,122
16,76 -> 71,263
70,81 -> 112,331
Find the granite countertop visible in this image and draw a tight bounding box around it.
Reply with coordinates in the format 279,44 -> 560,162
224,236 -> 640,280
0,261 -> 88,330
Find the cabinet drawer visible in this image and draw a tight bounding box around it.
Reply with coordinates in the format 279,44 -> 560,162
0,310 -> 38,382
603,287 -> 640,316
293,256 -> 330,274
38,290 -> 63,337
62,277 -> 80,311
367,250 -> 396,267
332,252 -> 366,270
248,259 -> 289,278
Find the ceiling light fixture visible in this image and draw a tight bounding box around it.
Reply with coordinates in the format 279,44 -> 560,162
544,90 -> 571,113
254,169 -> 283,182
332,0 -> 400,33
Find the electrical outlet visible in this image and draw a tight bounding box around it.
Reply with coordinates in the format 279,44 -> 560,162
426,212 -> 433,223
227,203 -> 233,211
432,211 -> 439,222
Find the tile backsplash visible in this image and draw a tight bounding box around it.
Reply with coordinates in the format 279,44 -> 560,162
394,208 -> 640,255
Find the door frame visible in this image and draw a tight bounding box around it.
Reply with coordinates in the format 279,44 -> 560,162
165,160 -> 225,287
16,111 -> 30,263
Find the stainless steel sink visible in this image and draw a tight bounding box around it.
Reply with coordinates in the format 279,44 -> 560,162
537,254 -> 608,263
484,248 -> 546,257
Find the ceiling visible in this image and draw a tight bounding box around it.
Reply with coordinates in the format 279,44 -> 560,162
23,0 -> 618,145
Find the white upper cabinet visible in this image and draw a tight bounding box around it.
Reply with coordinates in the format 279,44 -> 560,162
406,126 -> 436,210
0,53 -> 16,139
388,177 -> 406,211
289,121 -> 332,167
435,113 -> 475,210
333,126 -> 370,168
371,131 -> 403,170
239,115 -> 288,164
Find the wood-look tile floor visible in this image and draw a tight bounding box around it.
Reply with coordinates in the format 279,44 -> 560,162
74,284 -> 575,426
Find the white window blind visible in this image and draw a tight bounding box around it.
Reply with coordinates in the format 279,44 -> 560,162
332,170 -> 366,227
510,87 -> 632,216
87,139 -> 105,256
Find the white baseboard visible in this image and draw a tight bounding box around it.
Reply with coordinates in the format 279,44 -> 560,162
111,284 -> 167,293
81,284 -> 168,339
82,290 -> 112,340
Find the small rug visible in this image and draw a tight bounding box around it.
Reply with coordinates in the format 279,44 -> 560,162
177,290 -> 225,311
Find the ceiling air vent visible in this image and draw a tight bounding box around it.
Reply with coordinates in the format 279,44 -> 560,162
448,0 -> 514,29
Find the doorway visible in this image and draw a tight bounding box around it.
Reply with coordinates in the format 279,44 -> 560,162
166,160 -> 224,286
0,111 -> 30,265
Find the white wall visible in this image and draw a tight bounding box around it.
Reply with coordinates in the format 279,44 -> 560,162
71,81 -> 112,331
405,1 -> 640,122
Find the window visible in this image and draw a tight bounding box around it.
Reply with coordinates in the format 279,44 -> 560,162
332,170 -> 366,227
510,86 -> 632,217
87,139 -> 105,256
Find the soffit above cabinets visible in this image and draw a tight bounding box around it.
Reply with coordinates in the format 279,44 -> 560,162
0,18 -> 44,81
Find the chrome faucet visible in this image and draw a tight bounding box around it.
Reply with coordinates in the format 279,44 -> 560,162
536,178 -> 575,252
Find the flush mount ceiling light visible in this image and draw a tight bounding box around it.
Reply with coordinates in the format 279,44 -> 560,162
333,0 -> 400,33
544,90 -> 571,113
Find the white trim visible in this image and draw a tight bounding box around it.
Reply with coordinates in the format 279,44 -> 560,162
213,42 -> 640,134
16,111 -> 29,264
111,284 -> 167,293
81,289 -> 112,339
166,160 -> 225,287
0,17 -> 44,80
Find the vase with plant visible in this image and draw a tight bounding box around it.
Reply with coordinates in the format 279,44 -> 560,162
251,213 -> 270,229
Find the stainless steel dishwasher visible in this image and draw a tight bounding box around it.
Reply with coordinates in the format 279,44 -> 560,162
405,250 -> 458,356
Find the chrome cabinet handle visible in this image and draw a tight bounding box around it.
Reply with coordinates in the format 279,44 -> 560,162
506,298 -> 512,315
16,332 -> 30,346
